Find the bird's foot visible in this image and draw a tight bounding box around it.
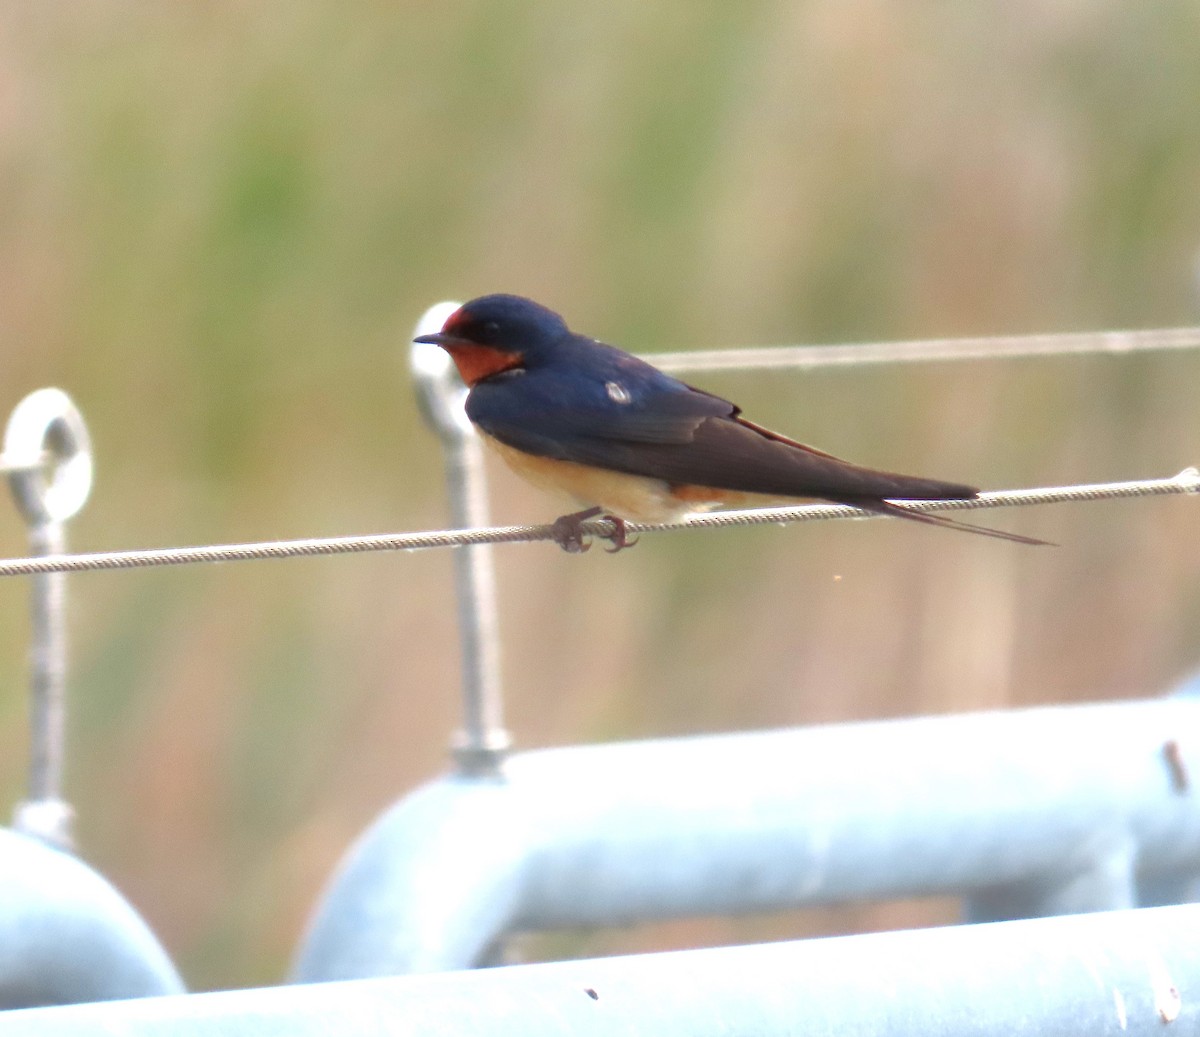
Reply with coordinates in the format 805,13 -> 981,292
549,508 -> 638,554
551,507 -> 601,553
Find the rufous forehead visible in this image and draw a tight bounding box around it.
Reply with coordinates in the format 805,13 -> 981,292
441,306 -> 467,332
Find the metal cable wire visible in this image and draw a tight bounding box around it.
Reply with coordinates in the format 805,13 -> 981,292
649,325 -> 1200,373
0,468 -> 1193,578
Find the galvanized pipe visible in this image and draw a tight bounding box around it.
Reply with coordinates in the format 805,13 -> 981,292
16,904 -> 1200,1034
0,828 -> 184,1009
293,695 -> 1200,981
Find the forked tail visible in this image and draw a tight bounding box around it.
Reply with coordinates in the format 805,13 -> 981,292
852,498 -> 1053,546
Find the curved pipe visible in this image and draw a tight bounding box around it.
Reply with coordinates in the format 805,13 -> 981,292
293,777 -> 531,978
294,696 -> 1200,981
0,828 -> 184,1008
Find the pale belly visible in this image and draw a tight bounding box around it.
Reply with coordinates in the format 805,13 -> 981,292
483,436 -> 783,523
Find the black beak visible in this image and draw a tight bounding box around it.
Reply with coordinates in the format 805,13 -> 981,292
413,331 -> 448,345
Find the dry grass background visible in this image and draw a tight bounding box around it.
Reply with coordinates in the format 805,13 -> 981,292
0,1 -> 1199,989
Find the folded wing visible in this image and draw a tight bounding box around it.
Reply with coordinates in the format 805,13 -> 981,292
468,361 -> 977,504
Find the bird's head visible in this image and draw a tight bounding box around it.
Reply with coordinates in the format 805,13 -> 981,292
413,294 -> 569,386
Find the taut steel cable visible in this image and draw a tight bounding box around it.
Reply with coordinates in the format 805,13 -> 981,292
0,468 -> 1193,578
648,325 -> 1200,373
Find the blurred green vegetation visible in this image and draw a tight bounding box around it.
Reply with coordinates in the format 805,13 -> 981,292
1,1 -> 1199,991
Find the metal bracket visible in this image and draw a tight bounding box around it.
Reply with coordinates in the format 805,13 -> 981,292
4,388 -> 94,849
410,304 -> 511,776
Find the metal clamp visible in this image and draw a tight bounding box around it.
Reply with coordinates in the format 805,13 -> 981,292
411,304 -> 510,776
4,388 -> 94,848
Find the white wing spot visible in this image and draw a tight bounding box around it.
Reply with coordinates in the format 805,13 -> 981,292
605,381 -> 632,404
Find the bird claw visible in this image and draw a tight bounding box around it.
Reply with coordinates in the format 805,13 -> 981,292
550,508 -> 637,554
601,517 -> 638,553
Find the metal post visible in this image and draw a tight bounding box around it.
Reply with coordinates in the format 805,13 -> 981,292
4,388 -> 93,849
409,303 -> 510,776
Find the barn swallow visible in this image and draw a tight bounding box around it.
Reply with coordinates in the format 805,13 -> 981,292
415,294 -> 1047,552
